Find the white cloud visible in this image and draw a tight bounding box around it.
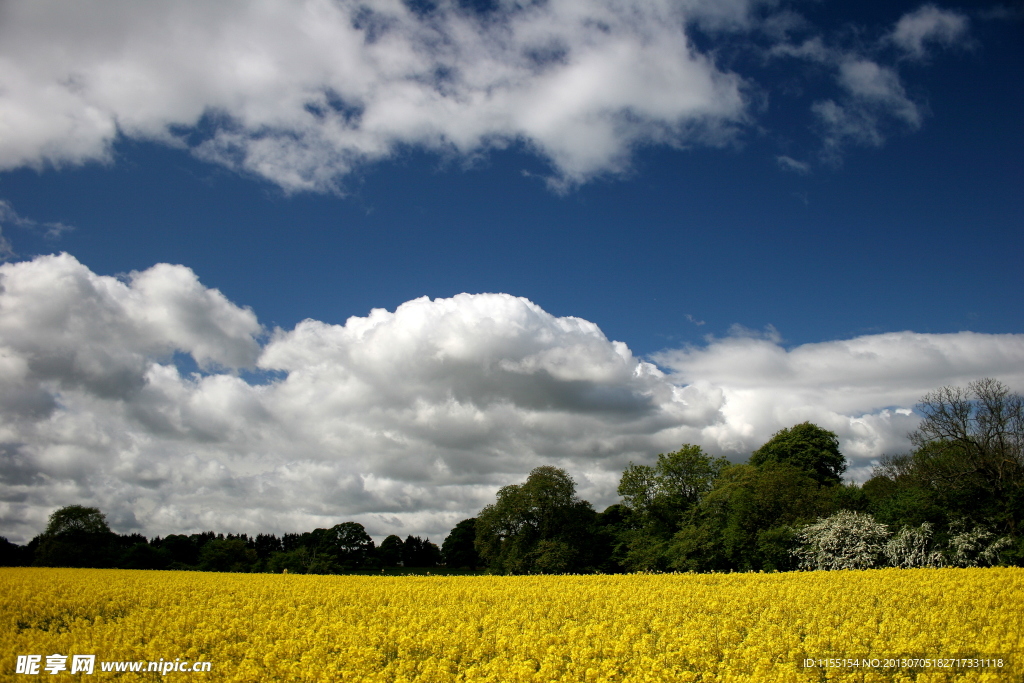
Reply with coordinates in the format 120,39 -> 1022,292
2,254 -> 1023,544
776,155 -> 810,173
889,5 -> 970,60
838,60 -> 920,127
0,0 -> 748,192
810,58 -> 921,162
652,330 -> 1024,460
767,5 -> 975,163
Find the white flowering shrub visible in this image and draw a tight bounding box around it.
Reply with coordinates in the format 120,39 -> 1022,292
946,522 -> 1012,567
883,522 -> 945,568
794,510 -> 890,571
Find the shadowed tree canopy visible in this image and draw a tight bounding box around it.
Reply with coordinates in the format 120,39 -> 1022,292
441,518 -> 480,569
378,535 -> 404,567
321,522 -> 376,569
35,505 -> 117,568
43,505 -> 112,537
475,466 -> 596,574
750,422 -> 846,485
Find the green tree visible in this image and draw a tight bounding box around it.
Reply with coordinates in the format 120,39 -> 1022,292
318,522 -> 376,569
750,422 -> 846,485
402,535 -> 441,568
866,379 -> 1024,565
0,537 -> 29,567
616,445 -> 729,571
668,463 -> 835,572
441,519 -> 480,569
475,466 -> 596,574
267,547 -> 318,574
155,534 -> 201,568
378,535 -> 405,567
43,505 -> 111,536
198,538 -> 258,572
34,505 -> 118,568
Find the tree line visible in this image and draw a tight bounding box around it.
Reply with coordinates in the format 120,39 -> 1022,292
2,379 -> 1021,574
0,515 -> 449,574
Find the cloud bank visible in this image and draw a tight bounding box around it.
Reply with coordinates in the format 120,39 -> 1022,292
0,0 -> 972,190
2,254 -> 1021,544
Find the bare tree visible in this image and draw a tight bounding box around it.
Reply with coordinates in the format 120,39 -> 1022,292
909,378 -> 1024,495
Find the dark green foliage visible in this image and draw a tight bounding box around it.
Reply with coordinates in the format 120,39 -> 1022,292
750,422 -> 846,484
294,523 -> 376,570
155,534 -> 200,567
441,519 -> 480,569
0,536 -> 29,566
198,538 -> 258,572
475,466 -> 597,574
402,535 -> 441,567
327,522 -> 377,569
119,542 -> 171,570
616,445 -> 728,571
254,533 -> 283,560
378,534 -> 405,567
34,505 -> 119,568
266,547 -> 322,574
43,505 -> 111,536
667,463 -> 834,572
591,505 -> 632,573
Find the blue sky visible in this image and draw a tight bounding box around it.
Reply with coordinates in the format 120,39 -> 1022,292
0,0 -> 1021,543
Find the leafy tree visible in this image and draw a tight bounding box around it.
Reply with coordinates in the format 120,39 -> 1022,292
592,505 -> 633,573
119,542 -> 171,570
155,534 -> 201,568
865,379 -> 1024,566
441,519 -> 480,569
43,505 -> 111,536
402,535 -> 441,568
794,510 -> 890,571
668,463 -> 835,572
267,547 -> 319,574
750,422 -> 846,485
254,533 -> 283,561
304,523 -> 376,570
616,445 -> 728,571
34,505 -> 118,568
198,538 -> 258,572
619,445 -> 728,533
475,466 -> 596,574
378,535 -> 405,567
0,537 -> 29,567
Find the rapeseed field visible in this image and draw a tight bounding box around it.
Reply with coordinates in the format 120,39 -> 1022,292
2,567 -> 1020,681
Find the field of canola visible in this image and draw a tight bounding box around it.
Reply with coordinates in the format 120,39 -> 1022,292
1,567 -> 1022,682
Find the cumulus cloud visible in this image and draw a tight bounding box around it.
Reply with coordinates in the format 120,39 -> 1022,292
0,0 -> 979,190
889,5 -> 970,60
0,0 -> 749,192
2,254 -> 1023,544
